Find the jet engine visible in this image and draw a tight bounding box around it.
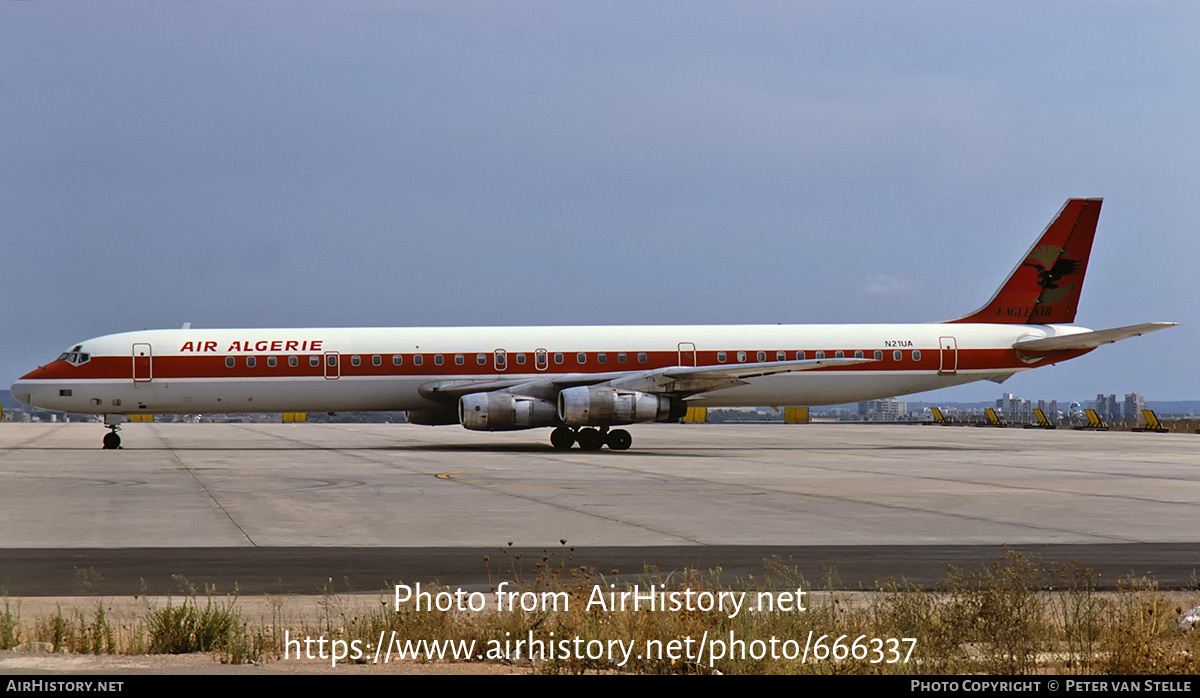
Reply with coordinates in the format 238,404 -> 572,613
458,392 -> 558,431
557,386 -> 685,426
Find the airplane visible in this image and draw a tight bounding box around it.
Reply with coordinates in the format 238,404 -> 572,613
10,198 -> 1175,451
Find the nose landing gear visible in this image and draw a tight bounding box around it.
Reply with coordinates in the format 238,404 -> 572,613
102,424 -> 122,450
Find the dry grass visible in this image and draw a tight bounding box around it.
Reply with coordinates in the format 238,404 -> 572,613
1,546 -> 1197,674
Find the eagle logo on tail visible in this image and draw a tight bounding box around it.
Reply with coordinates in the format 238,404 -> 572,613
1022,245 -> 1079,305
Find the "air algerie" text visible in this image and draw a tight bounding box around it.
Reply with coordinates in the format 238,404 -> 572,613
179,340 -> 324,353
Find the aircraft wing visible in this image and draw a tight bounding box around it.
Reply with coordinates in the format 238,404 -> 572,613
604,357 -> 875,395
420,357 -> 875,403
417,378 -> 534,402
1013,322 -> 1177,353
418,371 -> 634,403
659,357 -> 873,380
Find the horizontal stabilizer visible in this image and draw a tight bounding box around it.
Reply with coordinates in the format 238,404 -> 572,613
1013,322 -> 1177,352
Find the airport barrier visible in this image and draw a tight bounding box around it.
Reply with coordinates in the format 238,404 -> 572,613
1024,408 -> 1056,429
1074,408 -> 1110,431
981,407 -> 1007,427
1132,409 -> 1169,433
929,407 -> 967,425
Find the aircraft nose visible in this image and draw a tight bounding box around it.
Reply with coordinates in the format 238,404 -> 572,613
10,381 -> 32,406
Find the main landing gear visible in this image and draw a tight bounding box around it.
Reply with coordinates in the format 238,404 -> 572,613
550,426 -> 632,451
102,424 -> 122,450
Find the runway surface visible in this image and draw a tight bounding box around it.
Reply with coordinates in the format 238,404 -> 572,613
1,422 -> 1197,594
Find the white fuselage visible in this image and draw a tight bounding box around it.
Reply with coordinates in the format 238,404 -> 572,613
12,323 -> 1088,417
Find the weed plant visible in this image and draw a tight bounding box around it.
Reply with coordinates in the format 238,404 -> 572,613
0,546 -> 1196,674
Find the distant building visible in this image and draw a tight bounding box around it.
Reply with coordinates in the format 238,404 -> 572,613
996,393 -> 1034,424
1123,393 -> 1145,425
1093,394 -> 1121,424
858,399 -> 907,421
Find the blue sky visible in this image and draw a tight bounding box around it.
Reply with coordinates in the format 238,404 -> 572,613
2,2 -> 1195,402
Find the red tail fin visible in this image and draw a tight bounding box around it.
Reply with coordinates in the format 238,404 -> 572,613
949,198 -> 1102,325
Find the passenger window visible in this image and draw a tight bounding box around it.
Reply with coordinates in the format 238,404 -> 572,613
913,350 -> 921,361
835,351 -> 844,358
815,351 -> 825,359
351,355 -> 361,366
516,353 -> 526,365
797,351 -> 806,360
247,356 -> 256,367
268,356 -> 277,367
737,351 -> 746,362
226,357 -> 235,368
638,352 -> 647,363
414,355 -> 423,366
434,354 -> 444,365
617,352 -> 627,363
372,355 -> 382,366
854,350 -> 863,359
757,351 -> 766,362
576,353 -> 586,364
477,353 -> 487,365
289,356 -> 299,367
597,353 -> 607,364
454,354 -> 464,365
310,356 -> 320,367
717,351 -> 727,363
893,350 -> 902,361
326,354 -> 337,367
393,354 -> 403,366
874,350 -> 883,360
554,353 -> 564,364
776,351 -> 786,361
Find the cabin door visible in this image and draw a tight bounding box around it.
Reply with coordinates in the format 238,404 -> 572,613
324,351 -> 340,380
938,336 -> 958,375
677,342 -> 697,367
132,343 -> 152,382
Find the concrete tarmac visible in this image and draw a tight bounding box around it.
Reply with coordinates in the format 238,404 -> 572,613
0,422 -> 1197,594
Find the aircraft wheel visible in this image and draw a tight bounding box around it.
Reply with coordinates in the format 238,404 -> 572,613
606,429 -> 632,451
550,427 -> 576,450
576,427 -> 605,451
102,432 -> 121,450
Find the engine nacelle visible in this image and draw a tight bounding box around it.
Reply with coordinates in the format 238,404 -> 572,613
557,387 -> 685,426
459,392 -> 558,431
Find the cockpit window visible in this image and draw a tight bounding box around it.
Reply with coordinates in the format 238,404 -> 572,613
57,350 -> 91,366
